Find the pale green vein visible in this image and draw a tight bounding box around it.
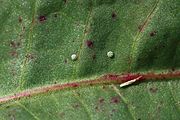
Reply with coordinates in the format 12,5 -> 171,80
16,102 -> 40,120
146,83 -> 157,120
129,0 -> 160,70
16,0 -> 38,90
73,93 -> 92,120
111,85 -> 136,120
72,1 -> 94,79
168,82 -> 180,113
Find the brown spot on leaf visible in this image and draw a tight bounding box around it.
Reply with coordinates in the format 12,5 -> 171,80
102,86 -> 106,89
64,0 -> 67,4
150,31 -> 157,37
10,41 -> 16,48
92,53 -> 96,60
149,87 -> 158,93
18,16 -> 22,23
110,96 -> 120,104
112,12 -> 117,19
10,41 -> 21,48
25,53 -> 35,60
95,106 -> 100,111
171,67 -> 175,71
64,59 -> 68,64
54,13 -> 58,18
10,51 -> 18,57
72,103 -> 80,109
98,97 -> 105,104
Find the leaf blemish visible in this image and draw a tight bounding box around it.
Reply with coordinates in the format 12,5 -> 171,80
104,74 -> 119,80
150,31 -> 157,37
64,59 -> 68,64
149,87 -> 158,93
54,13 -> 58,18
38,15 -> 46,22
63,0 -> 67,4
18,16 -> 22,23
98,97 -> 105,104
111,11 -> 117,19
10,51 -> 18,57
85,40 -> 93,48
10,41 -> 20,48
72,103 -> 80,109
110,96 -> 120,104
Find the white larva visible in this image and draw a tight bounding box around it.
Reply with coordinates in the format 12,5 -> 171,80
120,76 -> 142,87
107,51 -> 114,58
71,54 -> 77,61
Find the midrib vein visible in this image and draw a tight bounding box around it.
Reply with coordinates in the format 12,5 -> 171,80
0,71 -> 179,104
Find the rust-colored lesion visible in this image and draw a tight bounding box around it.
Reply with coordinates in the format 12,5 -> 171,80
0,71 -> 180,104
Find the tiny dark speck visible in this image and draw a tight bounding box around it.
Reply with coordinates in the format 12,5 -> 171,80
64,0 -> 67,3
112,12 -> 117,19
38,15 -> 46,22
99,98 -> 105,104
150,31 -> 157,37
110,96 -> 120,104
18,16 -> 22,23
54,13 -> 58,18
64,59 -> 67,64
149,87 -> 158,93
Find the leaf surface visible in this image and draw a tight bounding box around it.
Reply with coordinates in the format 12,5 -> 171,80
0,0 -> 180,120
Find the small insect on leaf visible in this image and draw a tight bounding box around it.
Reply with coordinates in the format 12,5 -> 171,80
120,76 -> 142,87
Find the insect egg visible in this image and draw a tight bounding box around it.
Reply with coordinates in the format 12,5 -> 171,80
107,51 -> 114,58
71,54 -> 77,61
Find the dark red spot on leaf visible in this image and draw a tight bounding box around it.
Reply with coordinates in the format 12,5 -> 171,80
85,40 -> 93,48
72,83 -> 78,87
38,15 -> 46,22
110,96 -> 120,104
104,74 -> 119,80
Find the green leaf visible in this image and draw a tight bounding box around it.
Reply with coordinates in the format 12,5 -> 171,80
0,0 -> 179,120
